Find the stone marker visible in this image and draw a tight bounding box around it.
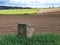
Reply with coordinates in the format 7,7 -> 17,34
18,23 -> 34,38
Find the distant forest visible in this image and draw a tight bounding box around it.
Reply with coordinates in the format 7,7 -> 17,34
0,6 -> 33,9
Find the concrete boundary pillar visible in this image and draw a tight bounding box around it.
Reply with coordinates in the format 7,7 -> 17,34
18,23 -> 34,38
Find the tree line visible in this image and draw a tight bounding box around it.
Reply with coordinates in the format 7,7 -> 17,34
0,6 -> 33,9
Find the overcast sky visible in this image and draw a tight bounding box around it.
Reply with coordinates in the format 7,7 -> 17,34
0,0 -> 60,8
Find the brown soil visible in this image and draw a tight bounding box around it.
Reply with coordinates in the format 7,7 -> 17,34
0,8 -> 60,34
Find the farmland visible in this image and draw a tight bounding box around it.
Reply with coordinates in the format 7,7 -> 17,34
0,8 -> 60,45
0,8 -> 60,34
0,9 -> 38,15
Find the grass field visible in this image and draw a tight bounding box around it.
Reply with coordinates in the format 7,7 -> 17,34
0,34 -> 60,45
0,9 -> 38,15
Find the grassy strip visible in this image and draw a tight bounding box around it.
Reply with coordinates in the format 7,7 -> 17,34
0,9 -> 38,15
0,34 -> 60,45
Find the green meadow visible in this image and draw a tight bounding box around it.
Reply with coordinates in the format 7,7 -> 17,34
0,9 -> 38,15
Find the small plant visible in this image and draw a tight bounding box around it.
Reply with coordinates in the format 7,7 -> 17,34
24,13 -> 28,15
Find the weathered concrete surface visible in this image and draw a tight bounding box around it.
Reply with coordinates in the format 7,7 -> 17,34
26,23 -> 34,38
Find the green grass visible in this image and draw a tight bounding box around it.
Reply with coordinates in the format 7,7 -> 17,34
0,9 -> 38,15
0,8 -> 52,16
0,34 -> 60,45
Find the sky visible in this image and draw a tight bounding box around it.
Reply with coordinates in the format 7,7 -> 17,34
0,0 -> 60,8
